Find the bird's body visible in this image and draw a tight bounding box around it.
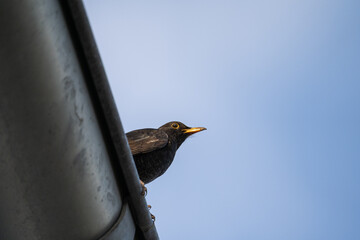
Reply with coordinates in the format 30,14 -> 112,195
126,122 -> 206,184
127,128 -> 177,183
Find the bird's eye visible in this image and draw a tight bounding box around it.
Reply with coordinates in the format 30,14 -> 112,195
171,123 -> 179,129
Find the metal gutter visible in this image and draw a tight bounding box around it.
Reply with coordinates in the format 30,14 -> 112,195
61,0 -> 159,239
0,0 -> 159,239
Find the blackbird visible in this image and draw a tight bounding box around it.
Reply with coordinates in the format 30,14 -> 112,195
126,121 -> 206,185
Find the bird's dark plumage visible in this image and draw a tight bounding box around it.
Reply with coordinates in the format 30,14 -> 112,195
126,121 -> 206,184
126,129 -> 168,155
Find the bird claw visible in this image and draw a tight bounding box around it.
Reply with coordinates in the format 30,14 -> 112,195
151,213 -> 156,222
140,182 -> 154,222
140,180 -> 147,196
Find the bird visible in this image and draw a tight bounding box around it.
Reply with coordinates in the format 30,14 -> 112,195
126,121 -> 206,185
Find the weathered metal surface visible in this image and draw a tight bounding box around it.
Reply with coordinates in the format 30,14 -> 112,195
0,0 -> 123,239
99,202 -> 136,240
64,1 -> 159,239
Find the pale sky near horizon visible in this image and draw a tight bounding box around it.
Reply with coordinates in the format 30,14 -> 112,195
84,1 -> 360,239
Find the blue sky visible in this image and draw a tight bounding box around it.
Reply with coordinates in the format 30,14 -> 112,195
84,1 -> 360,239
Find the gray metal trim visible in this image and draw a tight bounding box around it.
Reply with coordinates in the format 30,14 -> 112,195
0,1 -> 122,239
61,1 -> 159,239
99,201 -> 136,240
0,0 -> 159,239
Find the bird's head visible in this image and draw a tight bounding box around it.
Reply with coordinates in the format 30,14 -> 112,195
159,121 -> 206,149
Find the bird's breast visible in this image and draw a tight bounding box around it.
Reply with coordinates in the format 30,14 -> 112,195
133,141 -> 177,184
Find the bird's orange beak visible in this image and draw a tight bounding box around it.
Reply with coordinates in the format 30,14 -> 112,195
182,127 -> 207,134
